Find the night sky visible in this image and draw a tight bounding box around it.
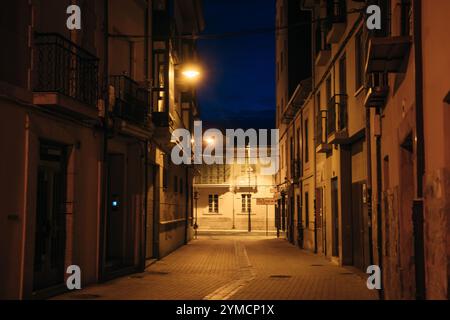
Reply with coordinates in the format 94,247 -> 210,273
197,0 -> 275,131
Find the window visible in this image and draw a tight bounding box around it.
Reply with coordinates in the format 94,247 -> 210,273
316,92 -> 322,146
304,119 -> 309,163
400,0 -> 412,36
163,169 -> 168,190
242,194 -> 252,213
290,137 -> 294,161
208,194 -> 219,213
285,140 -> 289,170
317,92 -> 321,109
355,30 -> 365,90
297,195 -> 302,225
339,54 -> 347,94
326,76 -> 332,103
305,192 -> 310,228
290,137 -> 294,177
162,154 -> 169,190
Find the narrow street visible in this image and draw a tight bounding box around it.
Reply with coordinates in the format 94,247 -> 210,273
2,0 -> 449,304
56,235 -> 377,301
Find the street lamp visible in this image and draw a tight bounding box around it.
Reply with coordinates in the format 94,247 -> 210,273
246,145 -> 253,233
247,166 -> 253,233
181,64 -> 202,82
194,191 -> 199,240
205,137 -> 215,146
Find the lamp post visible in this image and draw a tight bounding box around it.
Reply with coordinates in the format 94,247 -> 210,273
194,191 -> 199,239
246,146 -> 253,233
247,170 -> 252,233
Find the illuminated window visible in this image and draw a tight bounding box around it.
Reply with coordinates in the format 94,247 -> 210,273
242,194 -> 252,213
208,194 -> 219,213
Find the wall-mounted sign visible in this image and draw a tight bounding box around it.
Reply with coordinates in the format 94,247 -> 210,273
256,198 -> 276,206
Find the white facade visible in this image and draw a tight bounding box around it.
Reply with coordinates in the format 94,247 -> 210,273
194,149 -> 276,232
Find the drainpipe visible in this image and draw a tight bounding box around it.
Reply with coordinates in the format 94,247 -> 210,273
153,164 -> 160,259
299,108 -> 304,249
366,107 -> 374,267
313,111 -> 317,255
293,118 -> 297,245
311,7 -> 318,255
375,109 -> 384,300
413,0 -> 426,300
140,1 -> 150,272
99,0 -> 110,282
142,141 -> 149,270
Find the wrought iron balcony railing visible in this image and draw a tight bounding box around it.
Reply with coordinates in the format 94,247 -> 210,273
365,72 -> 389,108
292,159 -> 302,181
34,33 -> 99,107
315,110 -> 326,147
327,94 -> 348,136
109,75 -> 149,126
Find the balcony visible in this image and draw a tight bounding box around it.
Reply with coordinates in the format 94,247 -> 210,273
152,111 -> 175,146
194,165 -> 231,187
33,33 -> 99,120
292,159 -> 302,184
327,94 -> 349,144
315,110 -> 332,154
365,36 -> 411,74
315,22 -> 331,66
365,0 -> 411,73
282,78 -> 312,124
364,72 -> 389,108
109,75 -> 150,127
326,0 -> 347,44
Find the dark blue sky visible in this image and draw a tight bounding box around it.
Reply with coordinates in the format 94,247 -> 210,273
196,0 -> 275,130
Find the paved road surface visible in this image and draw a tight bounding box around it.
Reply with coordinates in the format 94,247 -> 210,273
56,235 -> 378,300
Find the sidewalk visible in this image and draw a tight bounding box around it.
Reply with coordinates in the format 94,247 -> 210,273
55,235 -> 378,300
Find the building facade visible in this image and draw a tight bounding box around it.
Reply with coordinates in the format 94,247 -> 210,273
0,0 -> 203,299
194,148 -> 276,233
277,0 -> 449,300
275,0 -> 312,245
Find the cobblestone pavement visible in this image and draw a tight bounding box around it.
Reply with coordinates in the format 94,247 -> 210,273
55,235 -> 378,300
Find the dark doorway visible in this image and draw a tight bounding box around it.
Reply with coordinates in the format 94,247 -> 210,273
351,182 -> 366,270
315,187 -> 323,254
145,165 -> 155,260
152,165 -> 161,259
281,194 -> 286,232
289,196 -> 295,243
399,133 -> 416,298
105,154 -> 133,272
33,141 -> 67,292
331,178 -> 339,257
297,194 -> 303,248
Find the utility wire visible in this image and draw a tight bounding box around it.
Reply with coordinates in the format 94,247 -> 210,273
109,8 -> 365,41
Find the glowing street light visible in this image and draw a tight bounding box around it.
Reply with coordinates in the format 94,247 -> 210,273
182,70 -> 200,79
205,137 -> 215,145
181,64 -> 202,81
